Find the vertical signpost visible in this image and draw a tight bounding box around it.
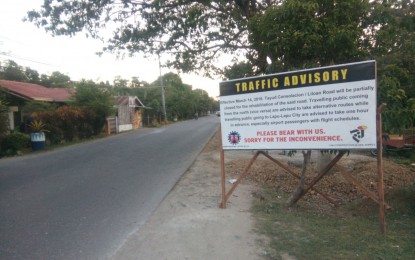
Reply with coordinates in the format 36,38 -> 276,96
219,61 -> 386,233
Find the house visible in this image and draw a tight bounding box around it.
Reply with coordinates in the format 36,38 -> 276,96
0,79 -> 73,130
111,96 -> 146,133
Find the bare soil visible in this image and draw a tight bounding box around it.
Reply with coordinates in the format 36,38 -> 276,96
110,131 -> 268,260
227,151 -> 415,209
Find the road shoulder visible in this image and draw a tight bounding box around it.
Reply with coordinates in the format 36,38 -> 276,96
110,132 -> 267,260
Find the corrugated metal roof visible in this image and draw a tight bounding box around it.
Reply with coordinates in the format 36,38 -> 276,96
0,80 -> 73,102
115,96 -> 129,106
115,96 -> 145,108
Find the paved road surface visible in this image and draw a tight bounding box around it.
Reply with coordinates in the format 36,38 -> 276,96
0,116 -> 219,259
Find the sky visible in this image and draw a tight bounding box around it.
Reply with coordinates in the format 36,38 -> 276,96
0,0 -> 221,98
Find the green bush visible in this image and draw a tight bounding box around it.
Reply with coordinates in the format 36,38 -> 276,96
0,132 -> 30,156
0,95 -> 9,141
35,111 -> 64,145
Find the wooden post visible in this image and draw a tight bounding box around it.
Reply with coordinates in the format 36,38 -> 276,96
105,119 -> 110,135
377,103 -> 387,234
222,151 -> 260,206
289,151 -> 346,205
219,127 -> 226,208
335,165 -> 390,209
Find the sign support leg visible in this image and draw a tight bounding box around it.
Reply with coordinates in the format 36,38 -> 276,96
259,151 -> 337,205
222,151 -> 260,207
289,151 -> 346,205
219,127 -> 227,208
377,103 -> 387,234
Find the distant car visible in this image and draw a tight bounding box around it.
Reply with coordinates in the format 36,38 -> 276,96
215,111 -> 220,117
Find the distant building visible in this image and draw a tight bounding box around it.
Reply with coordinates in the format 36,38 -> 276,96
0,79 -> 73,130
111,96 -> 146,133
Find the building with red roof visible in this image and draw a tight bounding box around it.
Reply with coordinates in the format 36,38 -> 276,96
0,80 -> 73,130
0,80 -> 73,102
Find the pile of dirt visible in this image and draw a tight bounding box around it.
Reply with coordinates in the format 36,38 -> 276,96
225,153 -> 415,206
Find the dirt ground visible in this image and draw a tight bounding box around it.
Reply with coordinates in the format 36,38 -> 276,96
110,131 -> 415,259
110,131 -> 268,260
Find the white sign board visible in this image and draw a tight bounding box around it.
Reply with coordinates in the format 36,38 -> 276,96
219,61 -> 377,150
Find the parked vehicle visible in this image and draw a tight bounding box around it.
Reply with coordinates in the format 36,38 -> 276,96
370,129 -> 415,156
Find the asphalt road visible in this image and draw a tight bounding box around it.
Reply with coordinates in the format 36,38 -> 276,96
0,115 -> 220,260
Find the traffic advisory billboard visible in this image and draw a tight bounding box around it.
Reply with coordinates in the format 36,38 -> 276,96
219,60 -> 377,150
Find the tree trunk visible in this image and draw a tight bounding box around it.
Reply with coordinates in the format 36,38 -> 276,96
316,152 -> 335,175
287,150 -> 311,207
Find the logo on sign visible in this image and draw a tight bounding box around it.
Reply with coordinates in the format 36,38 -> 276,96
350,125 -> 368,142
228,131 -> 241,145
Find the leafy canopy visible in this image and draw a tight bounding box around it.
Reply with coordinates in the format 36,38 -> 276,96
26,0 -> 270,76
0,59 -> 72,87
26,0 -> 415,131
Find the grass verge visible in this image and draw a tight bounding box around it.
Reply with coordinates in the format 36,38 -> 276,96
252,183 -> 415,260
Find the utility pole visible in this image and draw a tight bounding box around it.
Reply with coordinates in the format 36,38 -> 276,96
158,53 -> 167,123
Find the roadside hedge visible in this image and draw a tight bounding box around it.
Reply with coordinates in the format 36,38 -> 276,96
0,132 -> 30,156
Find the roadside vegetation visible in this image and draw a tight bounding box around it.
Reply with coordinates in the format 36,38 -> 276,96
224,145 -> 415,259
251,181 -> 415,259
2,1 -> 413,158
0,61 -> 219,157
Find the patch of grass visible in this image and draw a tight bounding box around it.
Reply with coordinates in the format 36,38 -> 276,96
252,184 -> 415,260
383,148 -> 415,166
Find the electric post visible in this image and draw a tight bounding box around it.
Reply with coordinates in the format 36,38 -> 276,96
158,53 -> 167,123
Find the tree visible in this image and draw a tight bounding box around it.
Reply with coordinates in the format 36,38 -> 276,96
248,0 -> 370,71
0,60 -> 26,81
223,61 -> 257,80
160,73 -> 193,119
367,0 -> 415,132
74,81 -> 115,134
113,76 -> 129,89
24,67 -> 40,83
192,89 -> 212,116
39,74 -> 50,86
0,62 -> 41,83
25,1 -> 415,80
0,60 -> 72,88
130,77 -> 143,88
26,0 -> 273,76
45,71 -> 71,88
377,65 -> 415,133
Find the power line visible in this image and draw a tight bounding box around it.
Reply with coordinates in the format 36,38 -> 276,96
0,52 -> 58,67
0,34 -> 58,67
0,35 -> 23,44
